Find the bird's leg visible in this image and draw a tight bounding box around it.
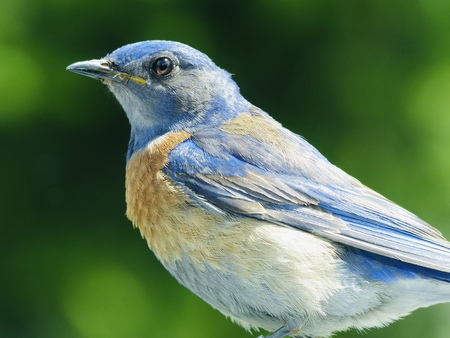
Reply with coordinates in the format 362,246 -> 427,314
257,326 -> 293,338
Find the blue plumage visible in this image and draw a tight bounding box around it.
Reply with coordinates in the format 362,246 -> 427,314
67,40 -> 450,338
343,248 -> 450,283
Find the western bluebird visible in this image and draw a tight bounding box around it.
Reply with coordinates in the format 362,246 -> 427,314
67,41 -> 450,338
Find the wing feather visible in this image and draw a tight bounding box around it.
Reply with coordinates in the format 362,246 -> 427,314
165,108 -> 450,273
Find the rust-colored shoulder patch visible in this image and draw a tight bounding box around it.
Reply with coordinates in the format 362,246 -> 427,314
220,112 -> 284,145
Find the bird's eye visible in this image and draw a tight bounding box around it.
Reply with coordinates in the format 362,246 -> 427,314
152,57 -> 174,77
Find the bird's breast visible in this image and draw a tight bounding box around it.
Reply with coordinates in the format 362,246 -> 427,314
125,130 -> 235,265
125,131 -> 192,260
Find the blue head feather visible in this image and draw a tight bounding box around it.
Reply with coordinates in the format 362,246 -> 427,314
102,41 -> 250,160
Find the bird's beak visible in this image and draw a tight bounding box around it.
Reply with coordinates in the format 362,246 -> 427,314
66,59 -> 146,84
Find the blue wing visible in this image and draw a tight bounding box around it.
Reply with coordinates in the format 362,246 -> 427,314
165,107 -> 450,274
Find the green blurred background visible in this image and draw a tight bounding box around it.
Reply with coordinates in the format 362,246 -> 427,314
2,0 -> 450,337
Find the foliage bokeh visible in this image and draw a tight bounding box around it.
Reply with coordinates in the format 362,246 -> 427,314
1,0 -> 450,337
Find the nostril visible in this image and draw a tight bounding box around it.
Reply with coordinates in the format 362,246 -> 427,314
101,59 -> 118,70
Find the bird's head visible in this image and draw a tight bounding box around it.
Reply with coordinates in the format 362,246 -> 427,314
67,40 -> 249,155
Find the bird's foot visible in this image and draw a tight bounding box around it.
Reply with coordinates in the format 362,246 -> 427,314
257,326 -> 292,338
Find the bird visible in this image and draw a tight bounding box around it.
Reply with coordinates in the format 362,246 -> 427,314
67,40 -> 450,338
